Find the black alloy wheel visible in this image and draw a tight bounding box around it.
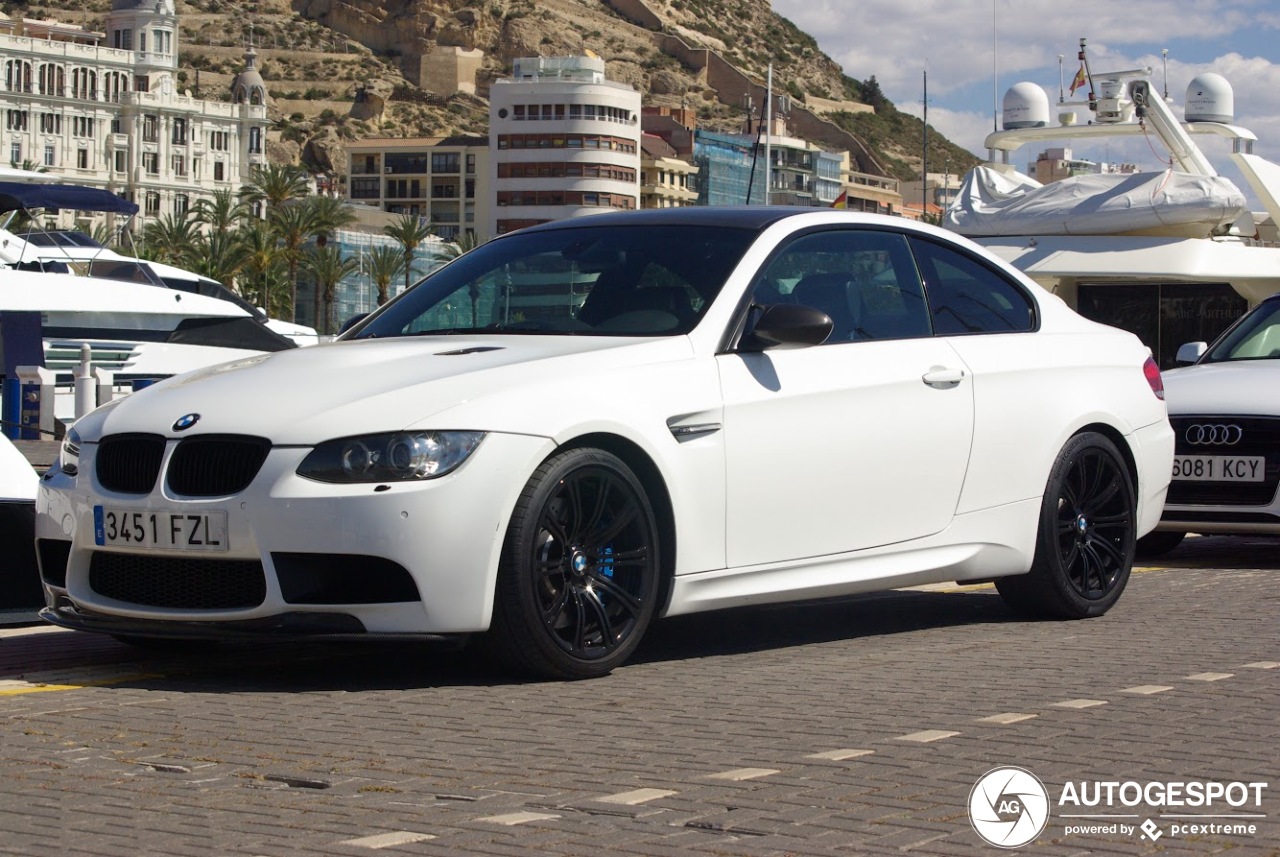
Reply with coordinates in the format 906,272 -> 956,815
485,447 -> 661,680
997,432 -> 1136,618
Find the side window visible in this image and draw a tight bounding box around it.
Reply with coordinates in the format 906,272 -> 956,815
750,230 -> 931,343
910,237 -> 1036,334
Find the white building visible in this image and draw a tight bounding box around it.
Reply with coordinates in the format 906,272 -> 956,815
489,56 -> 641,236
0,0 -> 268,233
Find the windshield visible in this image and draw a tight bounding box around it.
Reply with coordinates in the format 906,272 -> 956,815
349,224 -> 755,339
1203,300 -> 1280,362
17,230 -> 105,248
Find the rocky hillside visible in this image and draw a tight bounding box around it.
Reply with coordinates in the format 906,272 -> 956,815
15,0 -> 978,182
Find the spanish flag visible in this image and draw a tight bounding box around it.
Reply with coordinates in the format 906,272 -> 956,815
831,190 -> 848,209
1069,63 -> 1087,96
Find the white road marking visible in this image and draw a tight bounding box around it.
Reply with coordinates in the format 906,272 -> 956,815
1052,699 -> 1108,708
978,712 -> 1038,724
895,730 -> 960,743
595,788 -> 677,805
806,749 -> 875,761
706,768 -> 780,781
340,832 -> 436,849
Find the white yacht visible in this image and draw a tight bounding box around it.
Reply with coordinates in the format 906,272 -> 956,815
945,42 -> 1280,367
0,183 -> 319,347
0,182 -> 298,421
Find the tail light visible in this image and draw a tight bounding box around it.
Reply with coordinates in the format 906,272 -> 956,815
1143,356 -> 1164,400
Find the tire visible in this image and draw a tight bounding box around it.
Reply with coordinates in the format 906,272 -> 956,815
997,432 -> 1136,619
1135,530 -> 1185,558
483,447 -> 662,680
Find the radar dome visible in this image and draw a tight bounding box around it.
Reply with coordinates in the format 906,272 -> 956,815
1002,82 -> 1050,130
1185,73 -> 1233,123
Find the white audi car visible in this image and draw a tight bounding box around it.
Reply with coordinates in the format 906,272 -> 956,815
35,209 -> 1174,679
1138,293 -> 1280,556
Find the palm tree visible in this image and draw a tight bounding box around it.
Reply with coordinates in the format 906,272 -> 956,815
365,244 -> 405,306
237,219 -> 284,315
383,213 -> 434,296
192,189 -> 249,236
8,159 -> 48,173
240,163 -> 309,215
304,245 -> 359,335
142,212 -> 201,269
89,222 -> 119,250
305,194 -> 357,239
304,199 -> 357,331
190,228 -> 248,288
439,231 -> 481,262
268,202 -> 319,322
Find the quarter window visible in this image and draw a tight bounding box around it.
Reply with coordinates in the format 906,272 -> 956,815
908,237 -> 1035,334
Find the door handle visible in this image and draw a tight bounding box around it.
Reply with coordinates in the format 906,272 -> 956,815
922,367 -> 966,388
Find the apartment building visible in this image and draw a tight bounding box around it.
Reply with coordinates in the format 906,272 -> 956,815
0,1 -> 268,232
639,134 -> 698,208
345,135 -> 491,242
488,56 -> 642,236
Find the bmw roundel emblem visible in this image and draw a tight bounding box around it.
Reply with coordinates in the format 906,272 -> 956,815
173,413 -> 201,432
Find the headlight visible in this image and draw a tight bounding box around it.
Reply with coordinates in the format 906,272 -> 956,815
59,427 -> 81,476
297,431 -> 485,483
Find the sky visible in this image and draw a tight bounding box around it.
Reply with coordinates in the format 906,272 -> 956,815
768,0 -> 1280,189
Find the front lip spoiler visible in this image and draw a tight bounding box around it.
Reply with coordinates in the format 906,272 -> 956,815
39,602 -> 461,644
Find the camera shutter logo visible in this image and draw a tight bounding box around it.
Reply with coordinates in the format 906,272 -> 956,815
969,766 -> 1050,848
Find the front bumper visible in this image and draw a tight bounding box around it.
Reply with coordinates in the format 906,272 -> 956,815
39,597 -> 461,642
36,431 -> 554,636
1153,415 -> 1280,535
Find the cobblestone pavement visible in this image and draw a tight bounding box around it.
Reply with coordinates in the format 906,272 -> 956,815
0,536 -> 1276,857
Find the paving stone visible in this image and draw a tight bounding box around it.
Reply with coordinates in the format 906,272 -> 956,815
0,558 -> 1275,854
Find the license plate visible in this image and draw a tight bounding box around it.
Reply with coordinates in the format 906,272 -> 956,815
1172,455 -> 1265,482
94,507 -> 229,551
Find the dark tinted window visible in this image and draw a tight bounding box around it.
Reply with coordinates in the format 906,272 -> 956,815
1077,282 -> 1245,369
910,237 -> 1035,334
751,229 -> 931,343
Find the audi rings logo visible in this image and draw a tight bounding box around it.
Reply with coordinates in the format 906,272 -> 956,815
969,766 -> 1051,848
1185,424 -> 1243,446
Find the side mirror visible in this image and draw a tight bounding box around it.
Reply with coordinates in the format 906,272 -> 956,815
1175,341 -> 1207,365
338,313 -> 370,337
740,304 -> 833,351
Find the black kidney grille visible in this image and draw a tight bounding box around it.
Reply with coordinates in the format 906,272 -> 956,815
89,551 -> 266,610
166,436 -> 271,497
1168,416 -> 1280,506
96,434 -> 166,494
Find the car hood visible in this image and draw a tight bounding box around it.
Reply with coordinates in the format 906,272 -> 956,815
1163,359 -> 1280,416
80,335 -> 693,444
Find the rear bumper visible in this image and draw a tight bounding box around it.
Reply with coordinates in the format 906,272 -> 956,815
1132,419 -> 1176,539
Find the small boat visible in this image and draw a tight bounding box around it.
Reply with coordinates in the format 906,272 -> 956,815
0,182 -> 299,422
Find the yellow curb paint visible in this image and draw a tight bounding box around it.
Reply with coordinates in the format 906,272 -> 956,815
0,674 -> 159,696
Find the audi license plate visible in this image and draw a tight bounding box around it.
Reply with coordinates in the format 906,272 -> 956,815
1172,455 -> 1265,482
93,507 -> 229,551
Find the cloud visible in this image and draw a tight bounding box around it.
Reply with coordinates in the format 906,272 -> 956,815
770,0 -> 1280,168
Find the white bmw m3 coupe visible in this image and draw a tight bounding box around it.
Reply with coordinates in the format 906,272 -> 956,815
36,208 -> 1174,679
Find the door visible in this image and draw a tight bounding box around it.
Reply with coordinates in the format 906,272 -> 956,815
719,228 -> 975,567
